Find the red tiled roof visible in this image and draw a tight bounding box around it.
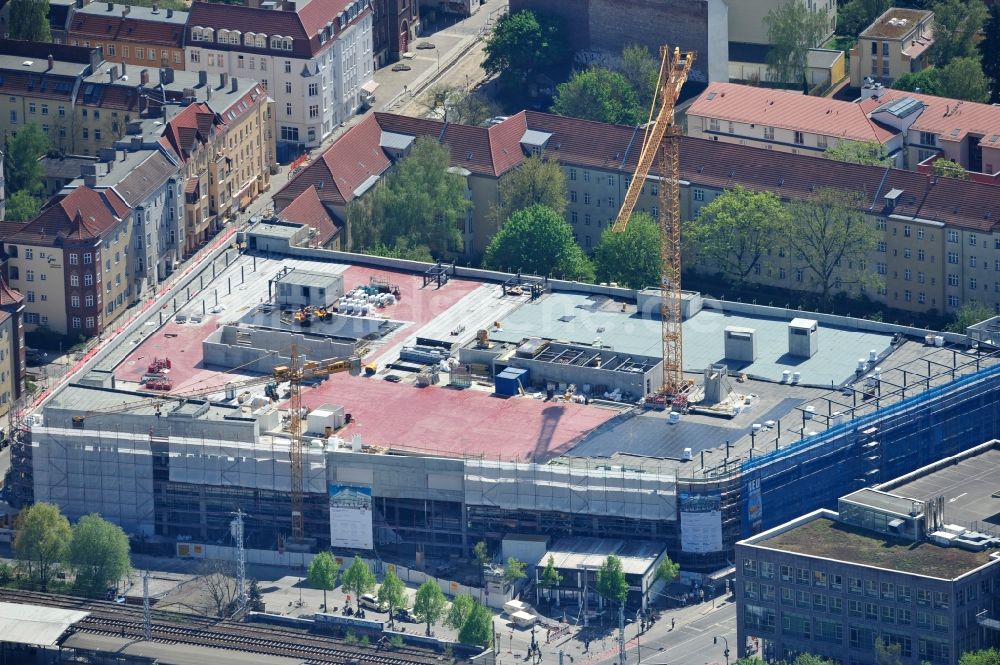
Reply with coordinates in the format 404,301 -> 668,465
0,277 -> 24,307
869,88 -> 1000,146
277,185 -> 341,245
274,113 -> 390,208
8,187 -> 126,245
69,11 -> 184,47
162,102 -> 220,162
688,82 -> 899,144
0,70 -> 78,102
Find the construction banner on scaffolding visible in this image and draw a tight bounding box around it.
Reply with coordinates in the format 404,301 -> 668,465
329,484 -> 374,550
679,491 -> 722,554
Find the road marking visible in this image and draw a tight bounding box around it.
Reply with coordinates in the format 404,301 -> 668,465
949,493 -> 967,502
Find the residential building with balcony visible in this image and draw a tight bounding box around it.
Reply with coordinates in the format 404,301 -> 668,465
4,185 -> 133,336
185,0 -> 373,162
67,2 -> 187,71
736,440 -> 1000,665
850,8 -> 934,86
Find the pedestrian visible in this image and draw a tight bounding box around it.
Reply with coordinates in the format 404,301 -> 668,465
671,617 -> 675,630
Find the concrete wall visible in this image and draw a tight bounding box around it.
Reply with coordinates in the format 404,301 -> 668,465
202,325 -> 358,373
328,449 -> 467,503
506,348 -> 661,397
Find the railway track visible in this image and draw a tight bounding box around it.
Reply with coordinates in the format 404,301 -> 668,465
0,588 -> 442,665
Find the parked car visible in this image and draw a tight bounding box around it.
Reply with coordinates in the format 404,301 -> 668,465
384,374 -> 402,383
395,608 -> 418,623
359,593 -> 388,612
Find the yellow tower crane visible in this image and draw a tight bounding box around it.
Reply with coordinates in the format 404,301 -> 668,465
612,46 -> 694,395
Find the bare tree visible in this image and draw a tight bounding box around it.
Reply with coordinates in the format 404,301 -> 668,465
197,559 -> 238,618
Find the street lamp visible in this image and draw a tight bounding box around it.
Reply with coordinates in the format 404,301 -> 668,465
635,608 -> 642,662
713,635 -> 730,665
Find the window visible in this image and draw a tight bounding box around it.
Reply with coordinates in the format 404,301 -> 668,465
949,295 -> 960,307
41,104 -> 48,116
69,253 -> 78,265
708,118 -> 720,132
830,574 -> 842,590
25,270 -> 34,282
920,131 -> 937,146
25,313 -> 38,324
780,565 -> 792,582
286,102 -> 293,116
904,269 -> 912,281
794,131 -> 805,145
570,191 -> 577,203
71,295 -> 80,308
948,230 -> 959,243
85,295 -> 94,307
284,60 -> 292,73
877,262 -> 887,275
191,49 -> 200,63
569,168 -> 576,181
28,102 -> 36,114
84,273 -> 94,286
570,211 -> 577,224
971,278 -> 978,290
24,248 -> 33,260
583,171 -> 590,182
83,252 -> 92,264
584,193 -> 591,205
760,562 -> 775,579
948,252 -> 959,264
280,126 -> 299,142
693,189 -> 705,201
607,175 -> 614,186
309,105 -> 319,118
70,274 -> 79,286
918,249 -> 925,261
948,274 -> 959,286
72,317 -> 81,329
86,316 -> 95,329
285,81 -> 292,94
309,82 -> 318,96
903,248 -> 911,259
136,48 -> 144,60
26,291 -> 35,303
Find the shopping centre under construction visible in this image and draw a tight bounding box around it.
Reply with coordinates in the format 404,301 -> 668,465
9,220 -> 1000,573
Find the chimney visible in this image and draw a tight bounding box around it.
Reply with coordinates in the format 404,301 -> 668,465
121,61 -> 126,74
159,67 -> 174,85
151,2 -> 158,12
121,148 -> 129,160
108,65 -> 118,82
107,1 -> 113,10
122,5 -> 129,15
219,72 -> 228,89
98,147 -> 115,161
207,87 -> 212,100
89,47 -> 102,72
75,0 -> 83,7
231,77 -> 238,93
140,68 -> 149,86
198,70 -> 207,87
47,55 -> 53,71
166,8 -> 173,17
82,163 -> 99,188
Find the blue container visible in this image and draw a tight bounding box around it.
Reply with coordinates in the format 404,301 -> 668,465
495,368 -> 529,396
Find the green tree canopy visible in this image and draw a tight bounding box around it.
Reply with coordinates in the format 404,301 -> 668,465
13,502 -> 71,591
483,10 -> 564,90
445,593 -> 475,629
4,191 -> 41,222
483,205 -> 594,281
893,68 -> 941,95
947,302 -> 994,332
654,556 -> 680,585
616,44 -> 660,114
413,579 -> 447,636
490,155 -> 567,230
539,555 -> 563,590
875,637 -> 903,665
980,4 -> 1000,103
785,188 -> 881,302
595,555 -> 629,605
9,0 -> 52,41
307,552 -> 340,610
592,212 -> 660,289
765,0 -> 830,84
457,599 -> 493,647
348,137 -> 471,258
552,68 -> 643,125
960,648 -> 1000,665
824,140 -> 890,166
341,556 -> 376,610
935,57 -> 991,102
378,570 -> 408,628
837,0 -> 890,36
929,0 -> 988,67
69,514 -> 131,597
6,123 -> 49,195
933,159 -> 968,179
420,85 -> 501,126
685,186 -> 790,286
502,558 -> 527,586
473,540 -> 490,568
361,240 -> 434,262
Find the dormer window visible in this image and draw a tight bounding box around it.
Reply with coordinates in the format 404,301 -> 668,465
192,27 -> 214,42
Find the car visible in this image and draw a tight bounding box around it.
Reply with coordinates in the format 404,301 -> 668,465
395,608 -> 418,623
359,593 -> 388,612
384,374 -> 402,383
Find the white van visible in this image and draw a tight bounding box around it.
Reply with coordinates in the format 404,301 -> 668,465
510,611 -> 537,628
359,593 -> 388,612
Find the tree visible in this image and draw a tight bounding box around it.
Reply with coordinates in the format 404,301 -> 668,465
765,0 -> 830,84
8,0 -> 52,41
307,552 -> 340,611
248,580 -> 265,611
362,240 -> 434,262
378,570 -> 408,629
420,85 -> 501,126
932,159 -> 968,180
838,0 -> 890,36
592,213 -> 660,289
483,205 -> 594,281
197,559 -> 238,618
685,186 -> 789,287
792,655 -> 836,665
785,188 -> 880,303
473,540 -> 491,583
946,302 -> 994,332
960,649 -> 1000,665
552,68 -> 643,126
936,57 -> 991,102
483,10 -> 564,90
980,4 -> 1000,103
413,579 -> 447,636
13,502 -> 71,591
68,514 -> 131,598
5,123 -> 49,195
875,638 -> 903,665
617,44 -> 660,113
595,555 -> 628,606
341,556 -> 376,611
490,155 -> 567,230
893,68 -> 941,95
654,556 -> 679,586
929,0 -> 988,67
457,599 -> 493,647
348,138 -> 471,258
538,555 -> 563,605
823,140 -> 890,166
502,558 -> 526,587
445,593 -> 475,630
4,191 -> 41,222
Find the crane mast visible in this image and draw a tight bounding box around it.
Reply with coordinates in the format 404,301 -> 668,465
612,46 -> 694,395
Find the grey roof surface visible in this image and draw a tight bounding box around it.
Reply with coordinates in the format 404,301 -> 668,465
46,384 -> 246,421
61,632 -> 306,665
841,488 -> 921,516
255,222 -> 302,239
0,602 -> 89,646
888,445 -> 1000,529
539,537 -> 664,576
65,149 -> 176,206
76,2 -> 188,23
276,269 -> 342,289
0,54 -> 88,77
494,293 -> 894,385
380,131 -> 414,151
520,129 -> 552,146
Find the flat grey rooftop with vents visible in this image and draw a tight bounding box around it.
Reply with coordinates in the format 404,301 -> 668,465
538,536 -> 665,576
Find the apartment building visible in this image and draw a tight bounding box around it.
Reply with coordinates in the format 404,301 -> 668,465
185,0 -> 373,161
0,149 -> 5,220
688,82 -> 1000,178
371,0 -> 418,67
850,8 -> 934,86
4,185 -> 132,336
161,77 -> 274,256
68,2 -> 187,71
736,442 -> 1000,665
0,277 -> 25,422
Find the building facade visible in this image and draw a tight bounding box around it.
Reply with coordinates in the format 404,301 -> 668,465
849,8 -> 933,86
67,2 -> 187,71
371,0 -> 418,67
185,0 -> 373,161
0,278 -> 25,423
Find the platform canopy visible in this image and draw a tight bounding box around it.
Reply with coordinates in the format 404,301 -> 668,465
0,602 -> 89,646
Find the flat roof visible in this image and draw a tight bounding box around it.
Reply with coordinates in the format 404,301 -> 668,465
886,445 -> 1000,528
276,269 -> 342,288
757,516 -> 997,579
842,488 -> 920,517
538,537 -> 665,576
861,7 -> 931,39
0,602 -> 89,646
61,632 -> 306,665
